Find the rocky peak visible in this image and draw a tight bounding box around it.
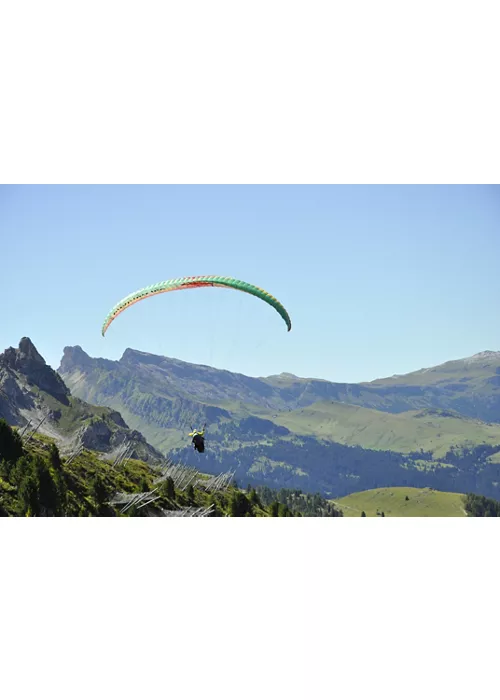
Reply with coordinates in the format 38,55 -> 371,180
462,350 -> 500,367
59,345 -> 92,372
59,346 -> 118,374
19,336 -> 46,363
0,337 -> 69,402
120,348 -> 163,366
1,337 -> 44,370
471,351 -> 500,360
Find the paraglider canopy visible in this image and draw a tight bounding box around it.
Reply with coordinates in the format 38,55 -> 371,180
101,275 -> 292,336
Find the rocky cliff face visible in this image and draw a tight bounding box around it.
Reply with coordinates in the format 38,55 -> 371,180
75,417 -> 155,460
1,337 -> 70,402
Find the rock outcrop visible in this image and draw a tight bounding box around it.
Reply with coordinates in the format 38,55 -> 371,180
1,337 -> 70,402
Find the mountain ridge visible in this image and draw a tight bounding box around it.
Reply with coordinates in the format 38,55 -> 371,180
59,344 -> 500,421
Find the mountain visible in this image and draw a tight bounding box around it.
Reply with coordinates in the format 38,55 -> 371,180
0,338 -> 163,464
58,345 -> 500,500
266,351 -> 500,421
366,351 -> 500,387
60,346 -> 500,425
59,346 -> 246,453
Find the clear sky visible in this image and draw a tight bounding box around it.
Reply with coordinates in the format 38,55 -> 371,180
1,185 -> 499,383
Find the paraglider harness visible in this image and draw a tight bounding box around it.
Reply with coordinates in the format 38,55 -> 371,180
189,424 -> 206,453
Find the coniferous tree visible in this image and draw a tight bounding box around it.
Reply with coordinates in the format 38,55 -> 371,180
164,476 -> 175,500
208,495 -> 221,516
0,458 -> 12,481
269,501 -> 280,517
9,455 -> 32,487
52,467 -> 67,513
249,489 -> 260,507
35,456 -> 60,515
49,443 -> 62,471
464,493 -> 500,517
47,442 -> 66,512
278,503 -> 292,517
0,419 -> 23,464
90,474 -> 109,512
230,491 -> 252,517
18,464 -> 40,517
138,477 -> 149,493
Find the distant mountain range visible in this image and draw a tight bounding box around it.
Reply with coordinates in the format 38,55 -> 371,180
57,344 -> 500,499
59,345 -> 500,421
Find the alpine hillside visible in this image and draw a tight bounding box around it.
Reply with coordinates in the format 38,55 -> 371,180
0,338 -> 163,464
58,345 -> 500,499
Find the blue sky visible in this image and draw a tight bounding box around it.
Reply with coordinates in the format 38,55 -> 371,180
1,185 -> 499,383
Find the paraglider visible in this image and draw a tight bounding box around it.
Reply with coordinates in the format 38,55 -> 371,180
101,275 -> 292,336
189,424 -> 206,453
101,276 -> 292,455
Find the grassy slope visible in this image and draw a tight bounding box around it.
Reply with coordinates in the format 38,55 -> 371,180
335,487 -> 467,517
109,403 -> 186,453
254,401 -> 500,457
30,385 -> 121,435
1,430 -> 274,517
101,396 -> 261,454
0,431 -> 154,516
